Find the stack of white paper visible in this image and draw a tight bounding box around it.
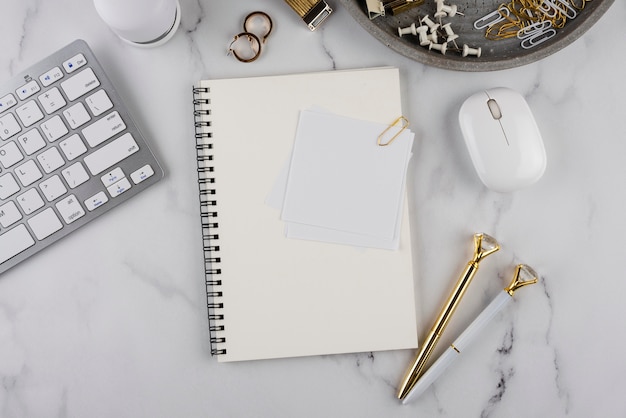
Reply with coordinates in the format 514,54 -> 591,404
271,109 -> 414,250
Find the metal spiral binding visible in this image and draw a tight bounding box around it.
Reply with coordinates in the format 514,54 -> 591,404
192,86 -> 226,356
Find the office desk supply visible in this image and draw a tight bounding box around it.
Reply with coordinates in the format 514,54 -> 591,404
281,109 -> 414,249
283,0 -> 333,30
397,232 -> 499,400
192,67 -> 418,362
0,39 -> 163,275
339,0 -> 615,71
402,264 -> 539,404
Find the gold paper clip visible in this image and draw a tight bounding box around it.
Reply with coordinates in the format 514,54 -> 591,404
377,116 -> 409,146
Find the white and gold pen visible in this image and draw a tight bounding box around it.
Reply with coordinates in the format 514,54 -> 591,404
401,264 -> 539,404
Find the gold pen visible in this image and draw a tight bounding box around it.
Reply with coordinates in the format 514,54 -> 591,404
396,233 -> 500,400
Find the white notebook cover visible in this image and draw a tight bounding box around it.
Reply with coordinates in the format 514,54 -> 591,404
194,67 -> 418,362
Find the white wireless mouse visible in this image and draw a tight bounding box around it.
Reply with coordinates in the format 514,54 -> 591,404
458,87 -> 547,192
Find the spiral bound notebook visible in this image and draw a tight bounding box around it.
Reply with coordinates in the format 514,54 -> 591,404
192,67 -> 418,362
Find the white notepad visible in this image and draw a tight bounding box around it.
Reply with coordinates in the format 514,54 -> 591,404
193,67 -> 418,362
282,109 -> 414,245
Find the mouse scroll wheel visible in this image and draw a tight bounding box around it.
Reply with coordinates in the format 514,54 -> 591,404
487,99 -> 502,120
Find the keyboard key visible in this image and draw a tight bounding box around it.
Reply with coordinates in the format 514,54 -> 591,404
0,201 -> 22,228
85,89 -> 113,117
82,111 -> 126,147
0,93 -> 17,114
16,100 -> 44,127
101,167 -> 125,187
63,102 -> 91,129
84,191 -> 108,211
130,164 -> 154,184
0,141 -> 24,168
61,68 -> 100,101
0,113 -> 22,140
61,161 -> 89,188
39,66 -> 64,87
37,147 -> 65,174
28,207 -> 63,240
59,134 -> 87,160
0,225 -> 35,264
62,53 -> 87,73
38,87 -> 67,115
56,194 -> 85,224
84,133 -> 139,176
0,173 -> 20,199
14,159 -> 43,187
16,188 -> 45,215
41,115 -> 68,142
107,177 -> 131,198
16,80 -> 40,100
39,175 -> 67,201
18,129 -> 47,155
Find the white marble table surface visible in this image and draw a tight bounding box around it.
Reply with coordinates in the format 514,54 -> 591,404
1,1 -> 624,417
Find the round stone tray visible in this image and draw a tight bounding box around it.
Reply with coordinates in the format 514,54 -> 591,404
339,0 -> 614,71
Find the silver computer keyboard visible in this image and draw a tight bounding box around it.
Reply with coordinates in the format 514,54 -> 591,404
0,39 -> 163,274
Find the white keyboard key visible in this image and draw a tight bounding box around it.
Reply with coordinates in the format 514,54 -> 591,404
0,141 -> 24,168
85,191 -> 108,211
39,175 -> 67,201
101,167 -> 125,187
85,89 -> 113,117
63,102 -> 91,129
59,134 -> 87,160
107,177 -> 131,198
0,225 -> 35,264
0,113 -> 21,140
84,133 -> 139,176
56,194 -> 85,224
38,87 -> 67,115
62,53 -> 87,73
16,80 -> 41,100
62,161 -> 89,188
82,111 -> 126,147
37,147 -> 65,174
16,188 -> 45,215
28,207 -> 63,240
16,100 -> 44,127
130,164 -> 154,184
61,68 -> 100,101
41,115 -> 68,142
18,129 -> 47,155
14,160 -> 42,187
0,201 -> 22,228
0,93 -> 17,114
0,173 -> 20,199
39,66 -> 64,87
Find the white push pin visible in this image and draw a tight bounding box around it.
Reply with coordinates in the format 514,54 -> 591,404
442,4 -> 464,17
416,25 -> 430,46
462,44 -> 482,57
434,0 -> 447,18
429,42 -> 447,55
398,23 -> 417,37
429,32 -> 439,44
441,23 -> 459,43
421,15 -> 440,33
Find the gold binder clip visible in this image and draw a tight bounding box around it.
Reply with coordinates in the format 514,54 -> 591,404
377,116 -> 409,146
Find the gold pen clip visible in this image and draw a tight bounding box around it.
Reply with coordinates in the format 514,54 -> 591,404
377,116 -> 409,146
504,264 -> 539,296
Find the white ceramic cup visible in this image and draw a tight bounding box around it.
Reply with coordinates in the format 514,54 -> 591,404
93,0 -> 181,47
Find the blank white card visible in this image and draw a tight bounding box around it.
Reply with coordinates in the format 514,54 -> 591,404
281,109 -> 414,247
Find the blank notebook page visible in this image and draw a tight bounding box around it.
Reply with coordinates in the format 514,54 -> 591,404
197,67 -> 418,362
